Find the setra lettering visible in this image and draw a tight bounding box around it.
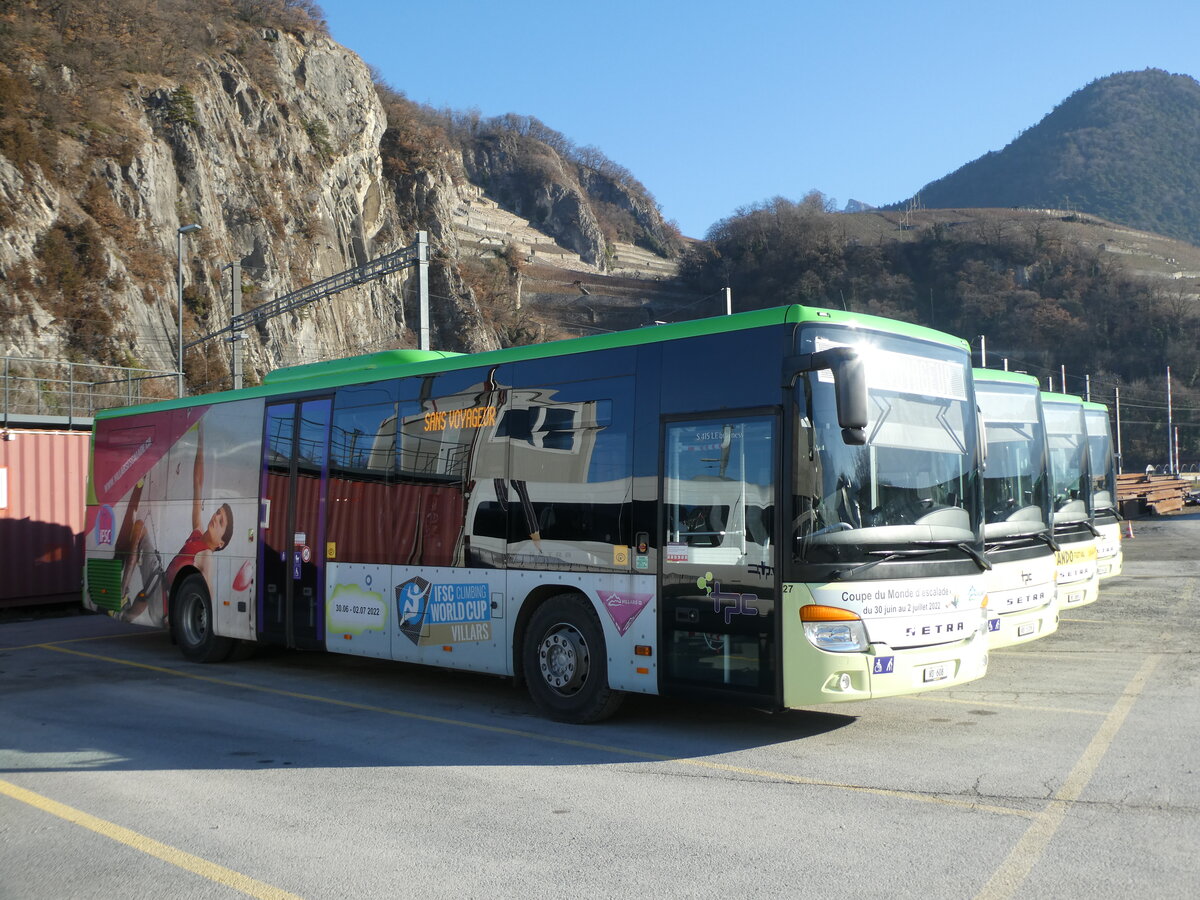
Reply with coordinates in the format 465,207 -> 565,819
904,621 -> 966,638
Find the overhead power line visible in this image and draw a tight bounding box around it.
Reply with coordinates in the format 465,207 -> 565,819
185,233 -> 429,352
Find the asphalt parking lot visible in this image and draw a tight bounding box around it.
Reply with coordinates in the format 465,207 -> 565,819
2,515 -> 1197,899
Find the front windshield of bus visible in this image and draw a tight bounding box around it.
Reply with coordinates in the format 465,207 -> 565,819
1043,402 -> 1091,525
1084,408 -> 1116,515
792,327 -> 981,564
977,383 -> 1050,539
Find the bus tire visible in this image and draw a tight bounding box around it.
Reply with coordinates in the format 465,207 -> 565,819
172,574 -> 234,663
523,595 -> 624,724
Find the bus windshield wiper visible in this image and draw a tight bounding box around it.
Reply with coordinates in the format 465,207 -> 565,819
913,540 -> 992,572
830,547 -> 943,579
985,530 -> 1060,553
1035,531 -> 1061,552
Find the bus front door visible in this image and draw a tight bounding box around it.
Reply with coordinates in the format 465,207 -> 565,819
258,398 -> 332,650
659,415 -> 779,704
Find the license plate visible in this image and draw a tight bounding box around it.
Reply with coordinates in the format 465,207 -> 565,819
1098,564 -> 1111,575
1066,590 -> 1085,604
922,662 -> 950,683
1017,623 -> 1035,637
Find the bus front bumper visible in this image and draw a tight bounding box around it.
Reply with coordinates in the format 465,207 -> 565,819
782,629 -> 989,706
1056,571 -> 1100,610
1096,551 -> 1123,579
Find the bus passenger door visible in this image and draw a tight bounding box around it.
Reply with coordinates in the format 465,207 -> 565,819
659,415 -> 778,704
259,398 -> 332,650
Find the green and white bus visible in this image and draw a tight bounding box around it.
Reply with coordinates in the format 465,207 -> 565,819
1040,391 -> 1100,610
84,306 -> 990,723
974,370 -> 1058,648
1083,400 -> 1123,579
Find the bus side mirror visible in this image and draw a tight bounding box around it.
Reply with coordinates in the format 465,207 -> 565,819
783,347 -> 867,445
829,352 -> 867,445
977,406 -> 988,470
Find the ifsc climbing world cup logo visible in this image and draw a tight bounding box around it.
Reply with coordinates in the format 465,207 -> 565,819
397,576 -> 432,645
94,505 -> 116,546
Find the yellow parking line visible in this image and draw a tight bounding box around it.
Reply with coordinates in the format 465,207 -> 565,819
911,694 -> 1106,717
0,778 -> 302,900
2,631 -> 158,652
673,759 -> 1036,818
41,644 -> 1032,819
995,649 -> 1123,658
973,653 -> 1161,900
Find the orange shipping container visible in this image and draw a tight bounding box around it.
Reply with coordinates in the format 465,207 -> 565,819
0,428 -> 90,607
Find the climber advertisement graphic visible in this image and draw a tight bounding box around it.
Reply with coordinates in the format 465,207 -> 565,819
85,401 -> 262,636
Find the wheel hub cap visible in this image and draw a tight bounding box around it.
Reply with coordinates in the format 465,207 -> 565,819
538,626 -> 588,694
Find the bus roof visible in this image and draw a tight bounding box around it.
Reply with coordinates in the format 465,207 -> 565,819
1040,391 -> 1086,407
972,368 -> 1041,388
1082,400 -> 1109,412
96,304 -> 971,420
261,349 -> 463,385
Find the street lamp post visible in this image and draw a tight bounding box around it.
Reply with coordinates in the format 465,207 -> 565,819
176,223 -> 201,397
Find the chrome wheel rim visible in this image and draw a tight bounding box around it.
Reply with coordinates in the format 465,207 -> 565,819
537,623 -> 589,696
180,592 -> 208,647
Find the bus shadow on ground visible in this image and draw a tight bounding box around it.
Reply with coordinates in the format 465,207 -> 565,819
1,617 -> 857,775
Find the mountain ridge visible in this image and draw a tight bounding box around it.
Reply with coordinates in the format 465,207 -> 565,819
897,69 -> 1200,246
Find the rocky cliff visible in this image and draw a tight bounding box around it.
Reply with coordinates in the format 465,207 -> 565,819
0,2 -> 679,398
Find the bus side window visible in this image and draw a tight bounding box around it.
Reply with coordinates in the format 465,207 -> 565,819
665,418 -> 774,566
499,370 -> 633,568
329,385 -> 400,566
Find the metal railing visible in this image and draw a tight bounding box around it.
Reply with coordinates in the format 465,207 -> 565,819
4,238 -> 431,426
187,237 -> 426,350
1,357 -> 177,426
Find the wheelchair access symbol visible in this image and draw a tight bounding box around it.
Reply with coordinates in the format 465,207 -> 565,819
872,656 -> 895,675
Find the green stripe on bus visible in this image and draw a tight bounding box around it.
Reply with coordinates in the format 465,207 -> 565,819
973,368 -> 1041,387
96,304 -> 971,419
1041,391 -> 1085,406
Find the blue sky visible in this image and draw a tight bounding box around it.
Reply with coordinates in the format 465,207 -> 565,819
323,0 -> 1200,239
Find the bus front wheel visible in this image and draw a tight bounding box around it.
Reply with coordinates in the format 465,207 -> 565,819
172,574 -> 234,663
523,595 -> 624,724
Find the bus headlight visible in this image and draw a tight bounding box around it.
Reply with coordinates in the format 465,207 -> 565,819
801,605 -> 869,652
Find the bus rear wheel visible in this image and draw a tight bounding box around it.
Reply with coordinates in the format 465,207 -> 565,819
172,574 -> 234,663
523,595 -> 623,724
